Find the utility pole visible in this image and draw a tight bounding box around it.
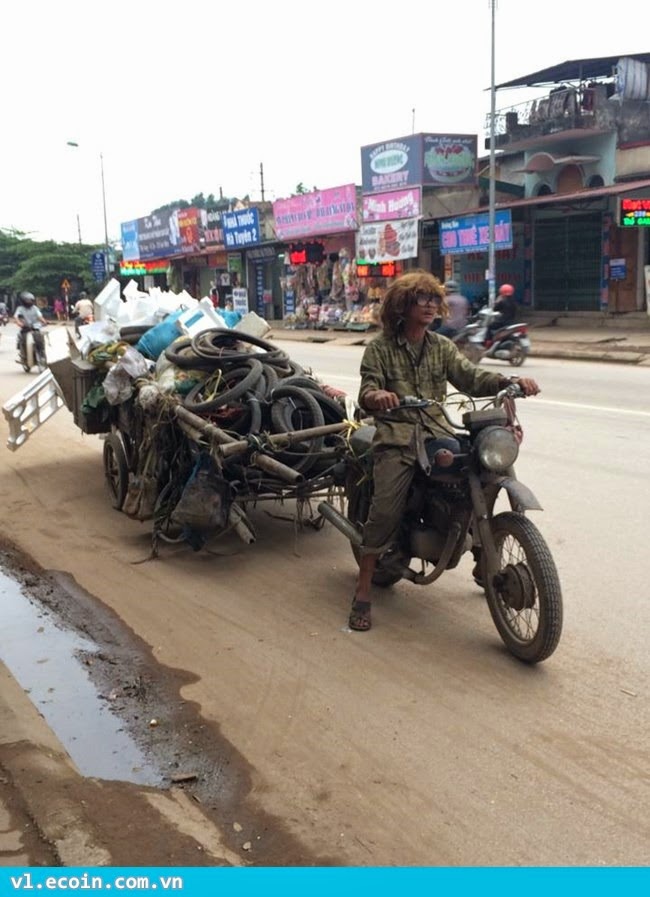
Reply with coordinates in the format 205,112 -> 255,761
76,213 -> 82,245
100,153 -> 110,277
412,107 -> 416,134
488,0 -> 497,308
260,162 -> 265,202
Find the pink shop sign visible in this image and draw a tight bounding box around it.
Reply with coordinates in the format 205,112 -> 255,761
362,187 -> 421,223
273,184 -> 358,240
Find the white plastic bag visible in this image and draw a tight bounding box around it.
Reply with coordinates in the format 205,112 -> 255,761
103,347 -> 151,405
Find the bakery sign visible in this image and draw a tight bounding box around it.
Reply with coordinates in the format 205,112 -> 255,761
356,218 -> 419,264
361,134 -> 422,194
422,134 -> 477,186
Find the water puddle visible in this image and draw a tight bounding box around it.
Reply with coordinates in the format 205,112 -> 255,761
0,568 -> 160,786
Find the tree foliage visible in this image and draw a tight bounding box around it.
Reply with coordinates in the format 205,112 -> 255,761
0,229 -> 96,298
151,192 -> 228,214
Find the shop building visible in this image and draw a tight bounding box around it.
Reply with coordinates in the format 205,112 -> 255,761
435,53 -> 650,314
272,185 -> 360,323
360,133 -> 479,288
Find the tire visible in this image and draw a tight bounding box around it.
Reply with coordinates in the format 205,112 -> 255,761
103,433 -> 129,510
346,474 -> 404,587
269,385 -> 325,474
482,511 -> 563,663
34,337 -> 47,373
183,360 -> 263,412
508,343 -> 527,366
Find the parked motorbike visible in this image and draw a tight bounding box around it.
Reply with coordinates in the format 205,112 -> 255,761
319,386 -> 562,663
19,324 -> 48,373
454,307 -> 530,367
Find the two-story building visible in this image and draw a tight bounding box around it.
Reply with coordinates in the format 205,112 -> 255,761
429,53 -> 650,315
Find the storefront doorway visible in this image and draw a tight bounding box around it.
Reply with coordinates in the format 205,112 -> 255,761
533,212 -> 602,311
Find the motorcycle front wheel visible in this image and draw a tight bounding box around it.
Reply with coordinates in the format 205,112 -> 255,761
35,343 -> 47,373
482,511 -> 562,663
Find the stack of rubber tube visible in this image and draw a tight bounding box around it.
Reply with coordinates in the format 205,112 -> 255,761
163,329 -> 349,486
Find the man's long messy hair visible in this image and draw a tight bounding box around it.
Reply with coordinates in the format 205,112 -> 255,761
380,270 -> 448,338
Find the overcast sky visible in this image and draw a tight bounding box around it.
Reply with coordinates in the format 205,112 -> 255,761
1,0 -> 645,246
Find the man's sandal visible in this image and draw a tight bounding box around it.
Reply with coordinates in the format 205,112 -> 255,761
349,600 -> 372,632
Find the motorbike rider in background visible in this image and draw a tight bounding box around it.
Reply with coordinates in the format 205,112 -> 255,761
72,291 -> 94,335
486,283 -> 518,343
434,279 -> 470,339
14,291 -> 45,362
349,270 -> 540,632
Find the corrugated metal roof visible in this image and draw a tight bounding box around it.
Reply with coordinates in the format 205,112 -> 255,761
493,53 -> 650,90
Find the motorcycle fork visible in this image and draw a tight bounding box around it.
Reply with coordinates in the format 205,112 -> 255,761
468,471 -> 501,578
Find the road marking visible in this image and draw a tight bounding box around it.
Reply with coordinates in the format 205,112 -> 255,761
305,371 -> 650,418
529,398 -> 650,418
319,378 -> 650,418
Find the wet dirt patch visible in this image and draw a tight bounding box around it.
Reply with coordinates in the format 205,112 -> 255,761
0,536 -> 338,866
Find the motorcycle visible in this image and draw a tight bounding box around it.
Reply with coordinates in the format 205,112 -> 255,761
0,310 -> 8,326
319,385 -> 562,664
454,307 -> 530,367
19,324 -> 48,373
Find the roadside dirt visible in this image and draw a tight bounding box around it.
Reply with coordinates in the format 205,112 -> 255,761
0,537 -> 336,866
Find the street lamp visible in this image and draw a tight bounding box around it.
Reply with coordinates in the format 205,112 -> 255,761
66,141 -> 111,278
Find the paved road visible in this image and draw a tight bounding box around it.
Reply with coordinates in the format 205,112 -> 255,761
0,328 -> 649,865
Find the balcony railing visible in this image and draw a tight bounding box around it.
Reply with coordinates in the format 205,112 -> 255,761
485,86 -> 607,146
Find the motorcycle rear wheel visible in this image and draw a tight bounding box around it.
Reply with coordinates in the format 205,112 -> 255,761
508,344 -> 527,367
346,476 -> 405,587
482,511 -> 562,663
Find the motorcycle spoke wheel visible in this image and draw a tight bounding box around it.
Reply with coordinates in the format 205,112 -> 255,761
483,511 -> 562,663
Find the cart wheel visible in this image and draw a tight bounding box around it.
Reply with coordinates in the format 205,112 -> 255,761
103,434 -> 129,510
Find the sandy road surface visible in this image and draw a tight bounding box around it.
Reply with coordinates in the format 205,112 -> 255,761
0,329 -> 649,865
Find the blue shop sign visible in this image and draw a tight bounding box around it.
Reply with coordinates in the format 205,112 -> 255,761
440,209 -> 513,255
222,208 -> 261,249
90,251 -> 106,281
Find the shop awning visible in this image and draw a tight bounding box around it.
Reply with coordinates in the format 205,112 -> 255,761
492,53 -> 650,89
464,177 -> 650,216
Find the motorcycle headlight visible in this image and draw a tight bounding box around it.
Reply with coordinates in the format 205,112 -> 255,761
475,426 -> 519,472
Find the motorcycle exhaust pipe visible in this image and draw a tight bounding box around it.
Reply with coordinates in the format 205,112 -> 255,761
317,501 -> 362,546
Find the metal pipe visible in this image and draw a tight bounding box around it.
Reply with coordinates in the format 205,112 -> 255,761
488,0 -> 497,309
219,421 -> 348,458
317,501 -> 362,546
174,405 -> 236,444
251,452 -> 303,483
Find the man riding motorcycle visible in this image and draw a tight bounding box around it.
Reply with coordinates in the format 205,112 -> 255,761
14,291 -> 46,363
349,271 -> 539,632
485,283 -> 518,343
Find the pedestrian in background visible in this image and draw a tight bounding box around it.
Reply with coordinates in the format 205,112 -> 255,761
53,297 -> 66,322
